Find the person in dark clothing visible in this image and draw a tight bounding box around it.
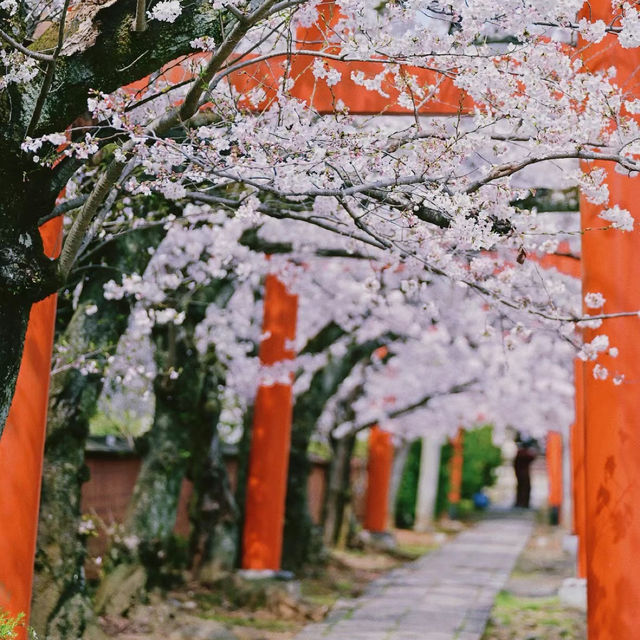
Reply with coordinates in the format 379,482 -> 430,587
513,434 -> 538,508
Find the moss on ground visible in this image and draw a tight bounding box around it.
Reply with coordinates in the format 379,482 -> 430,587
481,524 -> 586,640
483,591 -> 584,639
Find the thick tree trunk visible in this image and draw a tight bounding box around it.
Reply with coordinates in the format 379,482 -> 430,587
0,303 -> 30,429
31,229 -> 162,639
121,324 -> 206,575
281,333 -> 386,570
31,307 -> 104,640
100,283 -> 233,605
94,325 -> 207,614
189,420 -> 239,582
0,159 -> 60,431
322,435 -> 355,547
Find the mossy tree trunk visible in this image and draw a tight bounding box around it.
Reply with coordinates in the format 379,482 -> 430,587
120,321 -> 208,582
321,380 -> 363,548
0,156 -> 63,432
100,282 -> 235,599
188,382 -> 239,580
322,434 -> 356,547
281,329 -> 389,571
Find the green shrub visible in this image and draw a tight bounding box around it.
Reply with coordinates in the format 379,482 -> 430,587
394,439 -> 422,528
435,425 -> 502,516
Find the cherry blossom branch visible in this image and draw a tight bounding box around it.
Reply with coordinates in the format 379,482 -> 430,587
186,190 -> 389,250
466,150 -> 640,194
57,0 -> 287,279
38,195 -> 90,225
350,378 -> 479,435
178,0 -> 294,120
211,48 -> 454,87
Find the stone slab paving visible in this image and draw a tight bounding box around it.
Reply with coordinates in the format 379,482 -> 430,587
295,517 -> 533,640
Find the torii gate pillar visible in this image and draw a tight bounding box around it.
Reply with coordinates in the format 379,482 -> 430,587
0,219 -> 61,640
242,274 -> 298,571
579,3 -> 640,636
448,428 -> 464,517
571,359 -> 587,579
364,426 -> 394,532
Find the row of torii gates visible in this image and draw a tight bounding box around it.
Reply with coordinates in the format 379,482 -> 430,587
0,1 -> 637,638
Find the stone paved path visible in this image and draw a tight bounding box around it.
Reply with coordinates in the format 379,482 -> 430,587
295,516 -> 533,640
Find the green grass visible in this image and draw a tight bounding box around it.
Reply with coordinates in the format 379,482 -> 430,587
495,590 -> 559,611
394,542 -> 437,559
200,612 -> 297,632
483,591 -> 584,638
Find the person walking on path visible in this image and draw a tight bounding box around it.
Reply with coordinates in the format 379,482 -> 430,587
513,433 -> 538,508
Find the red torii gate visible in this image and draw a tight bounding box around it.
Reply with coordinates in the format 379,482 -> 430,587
0,3 -> 627,639
578,3 -> 640,636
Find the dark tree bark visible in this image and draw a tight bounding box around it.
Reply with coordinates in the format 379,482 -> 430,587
188,394 -> 239,581
322,434 -> 356,547
0,159 -> 62,431
96,281 -> 235,606
322,379 -> 363,548
121,321 -> 207,575
281,330 -> 388,571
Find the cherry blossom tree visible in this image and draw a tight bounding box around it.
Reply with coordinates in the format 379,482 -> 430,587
3,0 -> 640,433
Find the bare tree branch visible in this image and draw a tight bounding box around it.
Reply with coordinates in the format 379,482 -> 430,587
134,0 -> 147,32
0,27 -> 54,62
27,0 -> 71,136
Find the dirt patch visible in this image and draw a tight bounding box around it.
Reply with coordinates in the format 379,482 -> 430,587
482,524 -> 586,640
98,529 -> 446,640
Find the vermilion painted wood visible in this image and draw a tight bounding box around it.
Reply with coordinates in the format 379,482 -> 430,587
0,219 -> 62,640
228,55 -> 473,116
241,274 -> 298,570
579,3 -> 640,636
538,248 -> 582,562
581,163 -> 640,639
447,428 -> 464,506
546,430 -> 563,510
571,358 -> 587,579
364,426 -> 394,532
